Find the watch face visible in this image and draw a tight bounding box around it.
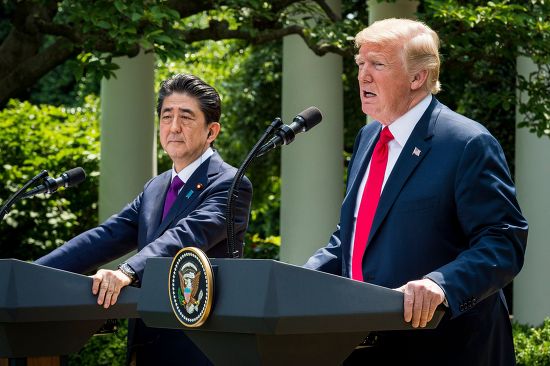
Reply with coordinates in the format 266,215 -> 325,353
168,247 -> 214,328
120,264 -> 135,281
125,264 -> 135,276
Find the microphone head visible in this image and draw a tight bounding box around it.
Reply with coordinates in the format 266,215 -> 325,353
295,106 -> 323,131
65,167 -> 86,187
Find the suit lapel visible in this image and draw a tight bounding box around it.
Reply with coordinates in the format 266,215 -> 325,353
148,171 -> 171,235
367,98 -> 441,246
152,153 -> 222,239
346,125 -> 381,199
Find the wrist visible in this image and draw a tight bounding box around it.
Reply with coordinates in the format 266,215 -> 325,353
117,262 -> 138,285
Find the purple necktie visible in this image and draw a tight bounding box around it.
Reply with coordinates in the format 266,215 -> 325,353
162,176 -> 184,220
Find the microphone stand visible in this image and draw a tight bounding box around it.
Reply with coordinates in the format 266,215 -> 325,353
0,170 -> 49,222
226,117 -> 283,258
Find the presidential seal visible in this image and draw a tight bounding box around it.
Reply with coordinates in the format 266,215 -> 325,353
168,247 -> 214,327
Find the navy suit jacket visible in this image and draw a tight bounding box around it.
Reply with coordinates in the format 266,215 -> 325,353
304,98 -> 528,365
36,152 -> 252,365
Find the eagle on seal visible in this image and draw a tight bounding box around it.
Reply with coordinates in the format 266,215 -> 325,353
178,269 -> 201,305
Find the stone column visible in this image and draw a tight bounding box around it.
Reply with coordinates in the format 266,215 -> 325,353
99,51 -> 156,266
368,0 -> 419,23
513,56 -> 550,325
280,0 -> 344,265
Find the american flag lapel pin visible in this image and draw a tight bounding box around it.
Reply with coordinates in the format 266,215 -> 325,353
412,147 -> 421,156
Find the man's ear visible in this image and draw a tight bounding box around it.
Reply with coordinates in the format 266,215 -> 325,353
206,122 -> 221,144
411,69 -> 429,91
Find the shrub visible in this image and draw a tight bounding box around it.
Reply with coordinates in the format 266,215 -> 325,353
0,98 -> 100,260
68,320 -> 128,366
514,318 -> 550,365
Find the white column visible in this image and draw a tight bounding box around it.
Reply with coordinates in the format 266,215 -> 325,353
99,51 -> 156,222
368,0 -> 419,23
99,51 -> 156,267
280,0 -> 344,265
513,56 -> 550,325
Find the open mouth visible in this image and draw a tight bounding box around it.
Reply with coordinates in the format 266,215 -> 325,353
363,91 -> 377,98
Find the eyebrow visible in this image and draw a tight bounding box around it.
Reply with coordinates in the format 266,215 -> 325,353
161,107 -> 196,117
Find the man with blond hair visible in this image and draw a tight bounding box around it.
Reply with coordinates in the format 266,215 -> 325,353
304,18 -> 527,365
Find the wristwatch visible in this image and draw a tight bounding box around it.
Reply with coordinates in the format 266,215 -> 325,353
118,262 -> 138,284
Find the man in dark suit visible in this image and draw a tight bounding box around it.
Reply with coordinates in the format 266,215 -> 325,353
303,18 -> 527,365
36,73 -> 252,365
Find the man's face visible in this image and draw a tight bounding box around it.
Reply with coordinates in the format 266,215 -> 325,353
356,42 -> 414,125
159,92 -> 211,172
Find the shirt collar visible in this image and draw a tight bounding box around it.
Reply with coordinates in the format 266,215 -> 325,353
386,94 -> 432,147
171,147 -> 214,183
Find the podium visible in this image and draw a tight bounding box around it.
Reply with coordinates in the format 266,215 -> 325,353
0,258 -> 444,365
0,259 -> 139,358
139,258 -> 445,365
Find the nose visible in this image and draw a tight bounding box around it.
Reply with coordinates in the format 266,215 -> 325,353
358,65 -> 372,83
169,117 -> 182,133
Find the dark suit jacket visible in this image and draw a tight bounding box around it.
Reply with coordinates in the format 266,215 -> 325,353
36,152 -> 252,365
304,98 -> 528,365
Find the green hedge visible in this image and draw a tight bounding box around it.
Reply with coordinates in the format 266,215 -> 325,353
514,318 -> 550,365
68,321 -> 128,366
0,98 -> 100,260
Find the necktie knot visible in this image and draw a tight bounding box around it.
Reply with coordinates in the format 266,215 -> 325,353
379,127 -> 394,145
169,175 -> 184,193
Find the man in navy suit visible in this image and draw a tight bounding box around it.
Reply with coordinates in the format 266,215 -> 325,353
36,73 -> 252,365
304,19 -> 527,365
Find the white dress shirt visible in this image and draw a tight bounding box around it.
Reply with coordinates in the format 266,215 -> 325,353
170,147 -> 214,191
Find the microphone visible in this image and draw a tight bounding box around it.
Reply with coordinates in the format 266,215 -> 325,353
22,167 -> 86,198
258,106 -> 322,156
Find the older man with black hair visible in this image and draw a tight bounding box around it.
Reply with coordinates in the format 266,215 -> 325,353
36,73 -> 252,365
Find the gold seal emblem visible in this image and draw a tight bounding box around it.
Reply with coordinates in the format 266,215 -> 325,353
168,247 -> 214,327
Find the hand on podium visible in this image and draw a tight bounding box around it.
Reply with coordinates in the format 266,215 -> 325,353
396,278 -> 445,328
91,269 -> 132,309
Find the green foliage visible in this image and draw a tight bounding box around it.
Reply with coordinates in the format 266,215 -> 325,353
29,60 -> 100,107
513,318 -> 550,365
0,98 -> 100,260
243,234 -> 280,260
68,320 -> 128,366
57,0 -> 186,77
423,0 -> 550,141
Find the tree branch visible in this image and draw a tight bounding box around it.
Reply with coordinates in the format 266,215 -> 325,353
165,0 -> 217,18
34,19 -> 81,44
0,39 -> 78,105
182,20 -> 349,56
312,0 -> 341,22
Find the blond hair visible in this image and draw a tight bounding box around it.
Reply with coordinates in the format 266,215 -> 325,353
355,18 -> 441,94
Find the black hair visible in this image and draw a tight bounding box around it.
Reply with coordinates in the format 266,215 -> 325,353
156,74 -> 221,124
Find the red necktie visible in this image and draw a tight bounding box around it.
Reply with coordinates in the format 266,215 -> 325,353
162,176 -> 184,220
351,127 -> 394,281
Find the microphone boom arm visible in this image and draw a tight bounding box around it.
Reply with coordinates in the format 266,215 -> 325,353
225,117 -> 284,258
0,170 -> 49,223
